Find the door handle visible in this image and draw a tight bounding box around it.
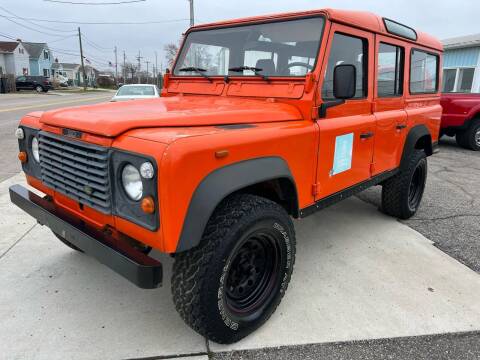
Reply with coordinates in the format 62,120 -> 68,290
360,132 -> 374,139
396,124 -> 407,130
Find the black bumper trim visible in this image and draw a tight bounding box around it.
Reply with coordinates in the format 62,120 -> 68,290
9,184 -> 162,289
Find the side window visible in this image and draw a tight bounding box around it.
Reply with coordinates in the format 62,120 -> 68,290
377,43 -> 404,97
410,50 -> 439,94
322,33 -> 367,99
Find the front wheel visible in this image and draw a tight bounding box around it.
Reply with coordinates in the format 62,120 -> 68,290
35,85 -> 43,93
172,194 -> 296,344
381,150 -> 427,219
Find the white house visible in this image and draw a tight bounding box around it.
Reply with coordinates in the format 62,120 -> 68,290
442,33 -> 480,93
0,41 -> 31,76
52,61 -> 97,87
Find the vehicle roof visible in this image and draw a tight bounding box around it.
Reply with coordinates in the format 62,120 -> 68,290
121,84 -> 156,87
189,8 -> 443,52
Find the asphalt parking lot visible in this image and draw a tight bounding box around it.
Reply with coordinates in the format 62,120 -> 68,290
0,93 -> 479,359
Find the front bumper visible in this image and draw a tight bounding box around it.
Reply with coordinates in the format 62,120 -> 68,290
9,184 -> 162,289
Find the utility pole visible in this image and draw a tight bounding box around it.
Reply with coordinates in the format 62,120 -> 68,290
78,27 -> 86,91
114,46 -> 118,86
123,50 -> 126,84
136,51 -> 142,83
188,0 -> 194,27
155,51 -> 158,86
145,60 -> 150,84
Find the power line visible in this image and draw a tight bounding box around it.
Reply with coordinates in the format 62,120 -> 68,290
0,5 -> 76,33
44,0 -> 146,4
0,15 -> 74,38
0,31 -> 16,40
0,13 -> 188,25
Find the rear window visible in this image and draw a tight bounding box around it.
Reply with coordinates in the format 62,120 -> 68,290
117,86 -> 155,96
410,50 -> 439,94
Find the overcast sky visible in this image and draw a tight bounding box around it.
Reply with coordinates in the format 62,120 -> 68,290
0,0 -> 478,72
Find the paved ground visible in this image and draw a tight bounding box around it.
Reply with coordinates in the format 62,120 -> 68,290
358,136 -> 480,273
0,93 -> 479,359
0,91 -> 113,182
1,173 -> 479,359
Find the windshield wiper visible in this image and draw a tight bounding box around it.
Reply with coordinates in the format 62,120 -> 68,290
228,66 -> 269,82
178,67 -> 213,82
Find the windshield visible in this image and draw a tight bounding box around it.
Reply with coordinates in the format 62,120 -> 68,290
173,17 -> 325,78
117,85 -> 155,96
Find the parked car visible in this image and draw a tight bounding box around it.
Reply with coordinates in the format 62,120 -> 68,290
440,93 -> 480,150
10,9 -> 441,344
111,84 -> 160,101
15,75 -> 52,93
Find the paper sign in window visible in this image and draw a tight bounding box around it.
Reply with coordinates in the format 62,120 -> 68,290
332,133 -> 353,175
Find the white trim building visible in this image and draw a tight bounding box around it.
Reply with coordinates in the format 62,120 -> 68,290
442,34 -> 480,93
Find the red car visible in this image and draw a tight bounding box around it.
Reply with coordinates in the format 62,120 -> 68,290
441,93 -> 480,150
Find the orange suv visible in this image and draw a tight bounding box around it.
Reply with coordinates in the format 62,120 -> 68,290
10,9 -> 442,343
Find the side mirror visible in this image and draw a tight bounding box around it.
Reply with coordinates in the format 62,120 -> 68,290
319,64 -> 357,118
333,64 -> 356,99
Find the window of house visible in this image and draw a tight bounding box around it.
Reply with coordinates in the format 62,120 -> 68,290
22,68 -> 28,75
43,69 -> 50,77
442,67 -> 475,93
410,50 -> 439,94
0,66 -> 3,75
19,48 -> 23,54
458,68 -> 475,92
442,69 -> 457,92
44,50 -> 49,60
322,33 -> 368,99
377,43 -> 404,97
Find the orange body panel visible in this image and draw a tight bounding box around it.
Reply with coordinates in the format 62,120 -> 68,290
16,8 -> 443,254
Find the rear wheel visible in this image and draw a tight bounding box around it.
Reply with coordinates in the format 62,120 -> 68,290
35,85 -> 44,93
171,194 -> 296,344
381,150 -> 427,219
456,121 -> 480,151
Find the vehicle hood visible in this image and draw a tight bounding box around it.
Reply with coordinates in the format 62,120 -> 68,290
40,96 -> 303,137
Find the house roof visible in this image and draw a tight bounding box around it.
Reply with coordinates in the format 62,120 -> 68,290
0,41 -> 19,53
23,42 -> 49,58
442,34 -> 480,50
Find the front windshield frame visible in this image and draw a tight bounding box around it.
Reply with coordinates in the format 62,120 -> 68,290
172,15 -> 326,79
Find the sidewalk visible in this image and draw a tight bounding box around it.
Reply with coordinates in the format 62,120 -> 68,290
0,173 -> 479,360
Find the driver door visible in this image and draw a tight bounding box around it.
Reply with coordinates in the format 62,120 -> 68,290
315,24 -> 375,200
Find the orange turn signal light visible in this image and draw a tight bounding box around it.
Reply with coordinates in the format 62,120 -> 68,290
141,196 -> 155,214
18,151 -> 27,163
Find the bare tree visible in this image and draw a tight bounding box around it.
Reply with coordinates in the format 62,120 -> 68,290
164,43 -> 179,68
122,62 -> 137,83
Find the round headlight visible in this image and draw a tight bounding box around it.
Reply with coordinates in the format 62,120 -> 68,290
31,137 -> 40,163
122,164 -> 143,201
140,161 -> 154,179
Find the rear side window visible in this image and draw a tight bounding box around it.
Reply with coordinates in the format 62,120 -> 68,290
377,43 -> 404,97
322,33 -> 367,99
410,50 -> 439,94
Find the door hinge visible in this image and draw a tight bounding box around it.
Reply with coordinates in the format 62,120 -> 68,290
312,183 -> 320,197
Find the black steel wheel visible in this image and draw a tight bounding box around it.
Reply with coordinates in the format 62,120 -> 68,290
172,194 -> 296,344
382,149 -> 427,219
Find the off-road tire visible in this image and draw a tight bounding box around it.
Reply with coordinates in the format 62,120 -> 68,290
171,194 -> 296,344
456,120 -> 480,151
381,150 -> 427,219
53,232 -> 84,252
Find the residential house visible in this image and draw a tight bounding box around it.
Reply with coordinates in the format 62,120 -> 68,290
52,61 -> 97,87
23,42 -> 53,78
0,41 -> 30,76
442,33 -> 480,93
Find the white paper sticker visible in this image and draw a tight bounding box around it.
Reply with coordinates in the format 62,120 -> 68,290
332,133 -> 353,175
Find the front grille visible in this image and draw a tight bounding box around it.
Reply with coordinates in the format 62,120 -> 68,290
38,131 -> 112,214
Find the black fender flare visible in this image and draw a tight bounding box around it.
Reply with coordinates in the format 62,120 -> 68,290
175,157 -> 298,253
400,124 -> 432,170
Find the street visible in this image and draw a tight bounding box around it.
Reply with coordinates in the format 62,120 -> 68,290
0,93 -> 478,359
0,91 -> 113,182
